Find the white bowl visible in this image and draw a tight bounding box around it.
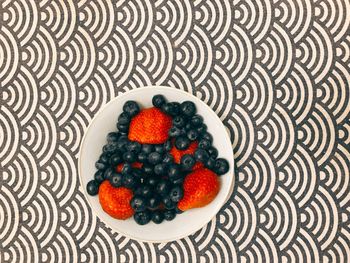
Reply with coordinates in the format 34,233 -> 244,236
79,86 -> 235,243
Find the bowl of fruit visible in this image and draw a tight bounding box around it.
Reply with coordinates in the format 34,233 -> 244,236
79,86 -> 234,242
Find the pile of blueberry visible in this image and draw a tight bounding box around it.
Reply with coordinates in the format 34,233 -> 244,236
86,94 -> 229,225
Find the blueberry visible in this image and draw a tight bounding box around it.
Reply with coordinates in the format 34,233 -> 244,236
148,196 -> 161,209
123,101 -> 140,117
163,140 -> 172,151
198,139 -> 211,150
152,94 -> 166,108
132,169 -> 144,179
107,132 -> 119,143
169,186 -> 184,202
123,151 -> 136,163
87,180 -> 99,195
142,164 -> 154,175
156,180 -> 170,196
197,124 -> 207,135
121,163 -> 133,175
110,173 -> 123,187
99,153 -> 110,164
103,142 -> 118,153
151,210 -> 164,224
164,209 -> 176,221
95,161 -> 107,170
187,129 -> 199,141
141,144 -> 154,154
207,146 -> 218,159
168,127 -> 183,137
154,144 -> 165,154
175,207 -> 183,214
202,132 -> 213,142
170,102 -> 181,116
144,176 -> 159,187
116,139 -> 128,152
215,158 -> 229,175
136,185 -> 153,198
191,115 -> 203,127
185,123 -> 192,131
168,164 -> 182,180
172,177 -> 184,185
194,149 -> 209,162
205,157 -> 216,169
134,210 -> 151,225
180,101 -> 196,117
163,196 -> 176,209
126,141 -> 141,153
130,196 -> 147,212
104,167 -> 115,181
123,173 -> 137,188
163,153 -> 174,165
175,136 -> 190,150
161,103 -> 173,115
94,170 -> 104,183
109,154 -> 122,166
180,154 -> 195,170
173,116 -> 186,128
117,122 -> 129,133
118,112 -> 131,125
137,152 -> 148,163
148,152 -> 162,165
154,163 -> 167,175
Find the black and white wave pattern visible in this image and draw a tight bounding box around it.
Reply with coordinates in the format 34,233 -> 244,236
1,0 -> 350,262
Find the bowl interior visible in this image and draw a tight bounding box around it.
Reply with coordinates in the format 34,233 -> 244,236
79,86 -> 235,243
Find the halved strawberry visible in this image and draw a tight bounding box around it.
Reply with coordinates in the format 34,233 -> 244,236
128,107 -> 172,144
177,168 -> 220,211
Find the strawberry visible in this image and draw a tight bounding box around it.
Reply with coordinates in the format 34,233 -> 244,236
116,162 -> 143,173
170,140 -> 203,170
177,168 -> 220,211
98,181 -> 134,219
128,107 -> 172,144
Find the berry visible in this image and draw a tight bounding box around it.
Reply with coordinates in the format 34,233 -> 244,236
187,129 -> 199,141
164,210 -> 176,221
173,116 -> 186,128
141,144 -> 154,154
130,196 -> 147,212
172,177 -> 184,185
122,173 -> 137,188
194,149 -> 209,162
142,164 -> 154,175
169,102 -> 181,116
161,103 -> 172,115
198,139 -> 211,150
152,94 -> 166,108
136,185 -> 153,198
191,115 -> 203,127
163,196 -> 176,209
126,141 -> 141,153
99,153 -> 110,164
94,170 -> 105,183
116,138 -> 128,152
163,140 -> 172,151
169,186 -> 184,202
205,157 -> 216,169
202,132 -> 213,142
144,176 -> 159,187
132,169 -> 143,179
104,167 -> 115,181
156,180 -> 170,196
180,101 -> 196,117
154,144 -> 165,154
180,154 -> 195,170
148,152 -> 162,165
175,136 -> 191,150
95,161 -> 107,170
151,210 -> 164,224
110,154 -> 122,166
123,151 -> 136,163
175,207 -> 184,214
185,123 -> 192,131
123,101 -> 140,117
207,146 -> 218,159
214,158 -> 230,175
167,164 -> 182,180
118,112 -> 131,125
87,180 -> 99,195
137,152 -> 148,163
121,163 -> 133,175
107,132 -> 119,143
197,124 -> 207,135
148,196 -> 161,209
170,141 -> 198,164
110,173 -> 123,187
163,153 -> 174,164
178,168 -> 220,211
103,142 -> 118,154
99,181 -> 134,219
117,123 -> 129,133
134,210 -> 151,225
168,126 -> 183,137
128,107 -> 172,144
154,163 -> 167,175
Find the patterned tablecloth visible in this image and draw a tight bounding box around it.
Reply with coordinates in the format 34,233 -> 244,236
1,0 -> 350,262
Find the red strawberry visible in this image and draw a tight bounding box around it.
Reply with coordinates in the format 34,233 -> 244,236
128,107 -> 172,144
116,162 -> 143,173
99,181 -> 134,219
170,140 -> 203,170
178,168 -> 220,211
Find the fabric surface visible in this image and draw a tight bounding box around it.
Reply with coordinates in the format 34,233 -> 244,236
1,0 -> 350,262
